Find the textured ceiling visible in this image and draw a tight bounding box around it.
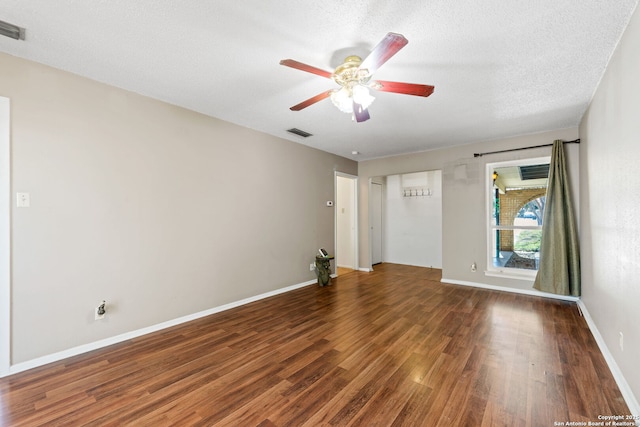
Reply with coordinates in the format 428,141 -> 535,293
0,1 -> 638,160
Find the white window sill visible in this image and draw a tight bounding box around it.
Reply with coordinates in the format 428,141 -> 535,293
484,269 -> 536,281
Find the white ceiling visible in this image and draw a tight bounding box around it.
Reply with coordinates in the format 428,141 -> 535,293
0,1 -> 637,161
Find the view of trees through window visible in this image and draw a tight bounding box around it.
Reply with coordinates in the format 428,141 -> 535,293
513,198 -> 544,253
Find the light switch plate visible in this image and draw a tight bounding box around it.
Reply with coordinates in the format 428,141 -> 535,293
16,193 -> 30,207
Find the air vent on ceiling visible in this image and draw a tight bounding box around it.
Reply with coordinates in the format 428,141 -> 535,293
286,128 -> 313,138
519,164 -> 549,180
0,19 -> 25,40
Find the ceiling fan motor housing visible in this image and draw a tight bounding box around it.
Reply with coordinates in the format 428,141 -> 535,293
332,56 -> 371,89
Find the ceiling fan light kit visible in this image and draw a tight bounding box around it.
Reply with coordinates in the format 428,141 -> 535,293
330,85 -> 375,114
280,33 -> 434,123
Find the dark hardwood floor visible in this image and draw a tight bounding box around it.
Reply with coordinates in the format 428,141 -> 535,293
0,264 -> 629,426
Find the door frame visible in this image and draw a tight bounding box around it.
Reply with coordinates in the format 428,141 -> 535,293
334,172 -> 358,272
1,97 -> 11,376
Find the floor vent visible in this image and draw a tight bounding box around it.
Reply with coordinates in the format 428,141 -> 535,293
287,128 -> 313,138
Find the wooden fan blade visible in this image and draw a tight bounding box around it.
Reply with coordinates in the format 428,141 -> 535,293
372,80 -> 435,97
279,59 -> 333,79
289,90 -> 334,111
353,101 -> 370,123
359,33 -> 408,75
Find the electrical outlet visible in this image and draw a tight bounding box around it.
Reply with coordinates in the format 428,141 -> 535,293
619,332 -> 624,351
310,263 -> 315,271
471,262 -> 477,272
95,301 -> 106,320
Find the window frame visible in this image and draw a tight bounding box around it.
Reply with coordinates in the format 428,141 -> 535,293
485,156 -> 550,280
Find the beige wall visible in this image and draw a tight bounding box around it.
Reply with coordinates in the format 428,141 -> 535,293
579,2 -> 640,409
358,128 -> 580,292
0,52 -> 356,364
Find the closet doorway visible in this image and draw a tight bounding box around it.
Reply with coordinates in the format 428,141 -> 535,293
370,171 -> 442,270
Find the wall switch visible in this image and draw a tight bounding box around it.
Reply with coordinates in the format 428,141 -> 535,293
16,193 -> 30,207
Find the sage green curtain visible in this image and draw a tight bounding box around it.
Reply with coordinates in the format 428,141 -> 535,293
533,140 -> 581,296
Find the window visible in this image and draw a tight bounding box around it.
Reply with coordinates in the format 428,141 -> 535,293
486,157 -> 550,277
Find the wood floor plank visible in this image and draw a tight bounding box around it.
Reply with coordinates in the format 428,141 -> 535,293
0,264 -> 630,426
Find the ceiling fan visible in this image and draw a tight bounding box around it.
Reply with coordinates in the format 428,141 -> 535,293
280,32 -> 434,123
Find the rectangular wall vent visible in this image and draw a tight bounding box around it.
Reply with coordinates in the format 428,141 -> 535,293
519,164 -> 549,180
0,20 -> 25,40
287,128 -> 313,138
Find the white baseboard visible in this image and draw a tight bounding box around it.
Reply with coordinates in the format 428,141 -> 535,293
359,267 -> 372,272
440,277 -> 579,302
6,278 -> 317,377
441,277 -> 638,416
577,300 -> 640,417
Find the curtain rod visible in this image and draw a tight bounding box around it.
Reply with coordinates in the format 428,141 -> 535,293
473,138 -> 580,158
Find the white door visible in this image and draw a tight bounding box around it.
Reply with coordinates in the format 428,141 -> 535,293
371,182 -> 383,265
336,175 -> 356,269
